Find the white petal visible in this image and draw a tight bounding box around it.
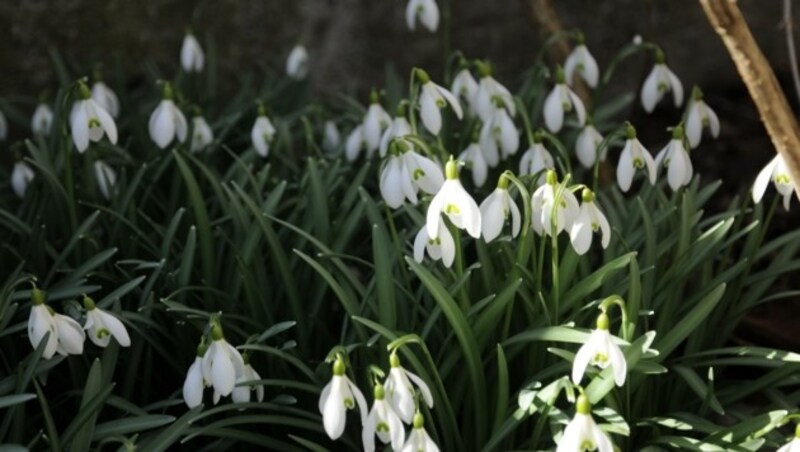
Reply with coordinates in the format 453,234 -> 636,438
581,47 -> 600,88
752,156 -> 779,203
323,377 -> 347,439
71,102 -> 90,152
183,358 -> 205,408
426,188 -> 446,239
616,143 -> 634,192
405,369 -> 434,408
173,107 -> 188,143
211,342 -> 236,395
479,121 -> 500,167
480,190 -> 505,242
405,0 -> 419,30
380,158 -> 406,209
413,227 -> 428,263
54,314 -> 85,355
420,0 -> 440,31
436,84 -> 463,119
706,103 -> 721,138
28,305 -> 58,359
571,336 -> 596,384
607,335 -> 627,386
640,66 -> 661,113
685,104 -> 703,148
149,101 -> 175,149
543,86 -> 564,132
569,206 -> 593,255
362,407 -> 378,452
596,204 -> 611,249
667,68 -> 684,107
439,223 -> 456,268
345,126 -> 363,162
499,110 -> 519,156
568,90 -> 587,126
564,50 -> 580,86
419,86 -> 442,136
97,309 -> 130,347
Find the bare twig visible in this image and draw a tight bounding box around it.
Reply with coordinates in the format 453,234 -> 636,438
784,0 -> 800,108
700,0 -> 800,196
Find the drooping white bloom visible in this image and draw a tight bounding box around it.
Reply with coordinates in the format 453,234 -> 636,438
531,171 -> 580,237
405,0 -> 440,32
479,102 -> 519,165
0,110 -> 7,140
27,289 -> 87,358
384,354 -> 434,423
569,189 -> 611,255
363,96 -> 391,157
575,124 -> 605,169
28,299 -> 58,359
91,82 -> 120,118
180,33 -> 205,73
479,177 -> 521,242
458,142 -> 488,187
251,113 -> 276,158
379,115 -> 412,158
31,103 -> 54,135
286,45 -> 309,80
564,42 -> 599,88
323,120 -> 341,152
232,361 -> 265,403
346,125 -> 367,162
319,357 -> 368,440
616,125 -> 657,192
148,84 -> 187,149
426,158 -> 482,239
11,161 -> 35,198
519,138 -> 555,187
641,51 -> 683,113
556,395 -> 614,452
401,413 -> 440,452
777,426 -> 800,452
417,70 -> 463,136
190,115 -> 214,152
475,68 -> 515,121
544,68 -> 587,133
451,68 -> 479,115
572,312 -> 627,387
70,84 -> 118,153
413,222 -> 456,268
654,126 -> 693,192
201,327 -> 245,401
403,149 -> 444,196
93,160 -> 117,200
362,384 -> 405,452
183,352 -> 206,408
380,143 -> 444,209
685,87 -> 720,148
53,312 -> 85,356
753,154 -> 797,211
82,296 -> 130,347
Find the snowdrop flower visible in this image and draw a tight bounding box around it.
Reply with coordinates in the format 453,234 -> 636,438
451,67 -> 478,115
479,98 -> 519,165
319,355 -> 368,440
27,288 -> 85,359
323,120 -> 341,152
556,395 -> 614,452
616,124 -> 657,192
405,0 -> 440,32
180,32 -> 205,73
531,170 -> 579,237
202,323 -> 245,402
31,103 -> 54,135
416,69 -> 463,136
403,148 -> 444,196
426,157 -> 482,239
685,86 -> 720,148
572,311 -> 627,386
413,221 -> 456,267
362,383 -> 405,452
753,154 -> 796,210
82,295 -> 130,347
94,160 -> 117,200
148,83 -> 187,149
91,81 -> 120,118
70,82 -> 118,153
654,124 -> 693,192
458,140 -> 488,187
380,140 -> 443,208
575,122 -> 605,169
564,34 -> 599,88
401,413 -> 440,452
232,355 -> 265,403
12,161 -> 35,198
778,425 -> 800,452
286,44 -> 309,80
190,114 -> 214,152
570,189 -> 611,255
384,353 -> 434,423
641,49 -> 683,113
379,106 -> 412,157
474,62 -> 515,121
183,343 -> 207,408
519,133 -> 555,186
479,174 -> 521,242
380,154 -> 411,209
544,67 -> 587,133
0,110 -> 7,141
363,91 -> 391,157
251,104 -> 276,158
345,125 -> 367,162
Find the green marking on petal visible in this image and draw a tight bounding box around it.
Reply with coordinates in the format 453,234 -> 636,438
633,158 -> 644,169
88,118 -> 101,128
413,168 -> 425,180
96,328 -> 111,339
344,397 -> 354,409
445,203 -> 461,214
593,352 -> 609,364
580,439 -> 595,450
776,174 -> 791,184
591,222 -> 599,232
658,82 -> 668,92
377,422 -> 390,432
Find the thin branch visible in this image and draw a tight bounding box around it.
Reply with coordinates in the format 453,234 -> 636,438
783,0 -> 800,108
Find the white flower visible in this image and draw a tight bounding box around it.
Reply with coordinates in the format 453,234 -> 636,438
379,115 -> 412,158
11,161 -> 35,198
654,128 -> 693,192
531,172 -> 579,237
31,103 -> 54,135
28,300 -> 58,359
323,120 -> 341,152
362,384 -> 405,452
319,357 -> 368,440
251,113 -> 276,158
363,97 -> 391,157
575,124 -> 605,169
564,43 -> 599,88
183,354 -> 206,408
148,85 -> 187,149
544,69 -> 587,133
401,413 -> 440,452
380,144 -> 444,209
53,312 -> 85,356
641,52 -> 683,113
479,178 -> 521,242
404,149 -> 444,195
778,428 -> 800,452
458,142 -> 488,187
451,68 -> 478,115
405,0 -> 440,32
91,82 -> 120,118
417,70 -> 463,136
345,125 -> 367,162
479,103 -> 519,165
232,362 -> 265,403
753,154 -> 797,210
190,115 -> 214,152
616,125 -> 657,192
29,289 -> 86,359
201,327 -> 245,401
570,189 -> 611,255
82,296 -> 130,347
70,84 -> 118,153
180,33 -> 205,73
426,158 -> 482,239
93,160 -> 117,200
380,154 -> 412,209
286,45 -> 309,80
685,87 -> 720,148
384,354 -> 434,424
519,139 -> 555,186
572,312 -> 627,386
556,395 -> 614,452
475,70 -> 515,122
0,110 -> 7,140
413,222 -> 456,268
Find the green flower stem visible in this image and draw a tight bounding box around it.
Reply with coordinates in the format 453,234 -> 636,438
513,97 -> 536,146
408,69 -> 420,135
